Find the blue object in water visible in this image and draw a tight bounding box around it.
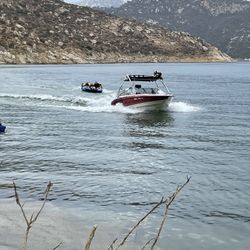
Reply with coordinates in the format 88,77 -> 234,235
0,124 -> 6,133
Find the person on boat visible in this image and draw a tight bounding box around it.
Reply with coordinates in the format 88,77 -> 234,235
81,82 -> 88,88
135,84 -> 141,94
89,83 -> 95,89
154,71 -> 162,79
94,82 -> 102,89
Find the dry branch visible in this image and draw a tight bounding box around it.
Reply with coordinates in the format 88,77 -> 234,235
13,181 -> 53,250
53,241 -> 63,250
11,176 -> 190,250
141,238 -> 154,250
108,238 -> 118,250
115,176 -> 191,250
85,225 -> 97,250
150,177 -> 190,249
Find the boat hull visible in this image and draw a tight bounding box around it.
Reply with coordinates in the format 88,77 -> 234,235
111,94 -> 173,109
81,87 -> 103,93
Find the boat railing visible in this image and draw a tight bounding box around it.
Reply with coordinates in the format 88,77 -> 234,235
116,73 -> 172,97
160,79 -> 171,93
125,71 -> 163,82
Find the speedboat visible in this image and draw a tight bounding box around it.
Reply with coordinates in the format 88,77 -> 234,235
81,82 -> 103,93
111,71 -> 173,109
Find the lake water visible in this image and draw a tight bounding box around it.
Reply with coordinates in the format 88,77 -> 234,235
0,62 -> 249,250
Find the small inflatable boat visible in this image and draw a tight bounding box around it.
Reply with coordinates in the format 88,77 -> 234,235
81,82 -> 103,93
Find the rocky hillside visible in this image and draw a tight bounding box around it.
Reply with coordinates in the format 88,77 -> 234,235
105,0 -> 250,58
68,0 -> 128,8
0,0 -> 231,64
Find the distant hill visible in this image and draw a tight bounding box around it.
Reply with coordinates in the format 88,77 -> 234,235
105,0 -> 250,58
0,0 -> 231,64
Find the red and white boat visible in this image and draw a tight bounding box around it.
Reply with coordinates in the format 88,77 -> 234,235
111,71 -> 173,109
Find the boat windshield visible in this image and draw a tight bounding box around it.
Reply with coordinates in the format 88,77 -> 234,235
119,82 -> 169,97
116,72 -> 171,97
118,83 -> 162,96
135,86 -> 159,94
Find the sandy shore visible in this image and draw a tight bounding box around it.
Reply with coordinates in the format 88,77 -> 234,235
0,198 -> 141,250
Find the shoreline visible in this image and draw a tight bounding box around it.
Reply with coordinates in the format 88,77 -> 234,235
0,58 -> 238,66
0,198 -> 140,250
0,197 -> 247,250
0,50 -> 232,65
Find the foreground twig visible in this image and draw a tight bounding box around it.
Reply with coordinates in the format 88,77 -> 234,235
13,181 -> 53,250
141,238 -> 154,250
115,176 -> 191,250
108,238 -> 118,250
115,199 -> 164,250
12,176 -> 190,250
150,178 -> 190,249
85,225 -> 97,250
53,241 -> 63,250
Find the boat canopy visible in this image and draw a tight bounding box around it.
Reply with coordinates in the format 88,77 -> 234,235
124,71 -> 163,82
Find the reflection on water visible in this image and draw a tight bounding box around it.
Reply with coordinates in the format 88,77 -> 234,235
122,111 -> 174,150
125,110 -> 174,129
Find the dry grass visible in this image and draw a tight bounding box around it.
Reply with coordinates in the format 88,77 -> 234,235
13,176 -> 191,250
13,181 -> 54,250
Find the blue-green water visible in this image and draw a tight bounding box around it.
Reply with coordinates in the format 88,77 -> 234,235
0,62 -> 249,250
